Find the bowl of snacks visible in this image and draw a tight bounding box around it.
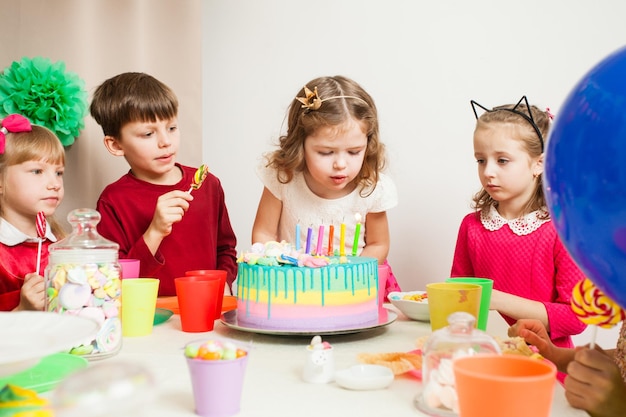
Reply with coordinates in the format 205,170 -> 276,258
388,291 -> 430,321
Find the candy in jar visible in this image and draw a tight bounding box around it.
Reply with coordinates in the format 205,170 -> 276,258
415,312 -> 501,416
45,208 -> 122,360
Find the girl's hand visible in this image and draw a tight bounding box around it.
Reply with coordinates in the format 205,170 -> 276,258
565,346 -> 626,417
17,273 -> 45,311
144,190 -> 192,253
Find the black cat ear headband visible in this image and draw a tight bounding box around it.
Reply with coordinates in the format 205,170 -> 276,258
470,95 -> 545,152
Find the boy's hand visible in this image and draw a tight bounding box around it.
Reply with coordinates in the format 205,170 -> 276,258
565,347 -> 626,417
144,190 -> 192,253
17,273 -> 45,311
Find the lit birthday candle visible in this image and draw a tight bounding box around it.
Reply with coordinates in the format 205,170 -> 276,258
328,225 -> 334,256
339,222 -> 346,256
305,226 -> 313,254
295,224 -> 301,251
352,213 -> 362,256
316,225 -> 324,256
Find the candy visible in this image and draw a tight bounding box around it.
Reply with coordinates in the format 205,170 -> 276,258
185,340 -> 248,361
96,317 -> 122,353
403,293 -> 428,302
36,211 -> 46,238
35,211 -> 46,275
571,278 -> 625,328
58,283 -> 92,310
0,384 -> 50,416
307,335 -> 332,352
46,262 -> 122,355
188,164 -> 209,192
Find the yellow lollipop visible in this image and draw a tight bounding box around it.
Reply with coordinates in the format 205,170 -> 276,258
571,277 -> 626,347
188,164 -> 209,192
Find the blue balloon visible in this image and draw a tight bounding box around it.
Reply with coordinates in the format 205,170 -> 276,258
545,45 -> 626,309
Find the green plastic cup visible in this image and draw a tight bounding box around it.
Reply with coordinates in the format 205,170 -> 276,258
446,277 -> 493,331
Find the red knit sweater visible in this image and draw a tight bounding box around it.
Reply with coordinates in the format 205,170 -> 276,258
0,240 -> 52,311
96,164 -> 237,296
451,211 -> 586,348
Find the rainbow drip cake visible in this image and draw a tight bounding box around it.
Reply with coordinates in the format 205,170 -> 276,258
236,242 -> 380,331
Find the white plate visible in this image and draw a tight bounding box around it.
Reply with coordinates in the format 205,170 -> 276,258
335,364 -> 394,390
0,311 -> 99,377
220,309 -> 397,336
388,291 -> 430,321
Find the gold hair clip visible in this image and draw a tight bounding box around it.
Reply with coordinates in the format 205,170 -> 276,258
296,86 -> 322,111
296,86 -> 369,113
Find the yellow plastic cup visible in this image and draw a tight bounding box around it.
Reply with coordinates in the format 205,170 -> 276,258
122,278 -> 160,337
426,282 -> 481,331
445,277 -> 493,331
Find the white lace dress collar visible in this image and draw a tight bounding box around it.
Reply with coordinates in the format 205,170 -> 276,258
480,205 -> 550,236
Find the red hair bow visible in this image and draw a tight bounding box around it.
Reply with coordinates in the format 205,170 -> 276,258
0,114 -> 32,154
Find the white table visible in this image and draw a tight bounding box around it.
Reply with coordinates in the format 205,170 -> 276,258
104,307 -> 587,417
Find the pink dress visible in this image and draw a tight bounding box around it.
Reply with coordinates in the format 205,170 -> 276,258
451,206 -> 586,349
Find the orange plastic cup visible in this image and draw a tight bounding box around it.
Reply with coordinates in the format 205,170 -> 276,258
453,354 -> 556,417
185,270 -> 227,320
175,275 -> 221,332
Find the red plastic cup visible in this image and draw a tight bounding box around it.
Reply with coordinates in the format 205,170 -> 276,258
185,270 -> 227,320
175,275 -> 221,332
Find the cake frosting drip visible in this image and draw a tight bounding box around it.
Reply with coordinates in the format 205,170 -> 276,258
236,241 -> 380,331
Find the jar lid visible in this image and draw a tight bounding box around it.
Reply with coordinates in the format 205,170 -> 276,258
49,208 -> 119,252
423,312 -> 501,356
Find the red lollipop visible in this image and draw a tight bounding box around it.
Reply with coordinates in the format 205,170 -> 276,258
35,211 -> 46,275
36,211 -> 47,239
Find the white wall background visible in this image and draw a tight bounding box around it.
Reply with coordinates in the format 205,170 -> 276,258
202,0 -> 625,347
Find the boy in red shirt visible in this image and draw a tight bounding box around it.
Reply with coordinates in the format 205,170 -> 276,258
90,72 -> 237,296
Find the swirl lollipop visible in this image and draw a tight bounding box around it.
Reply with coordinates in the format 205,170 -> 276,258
35,211 -> 46,275
187,164 -> 209,193
571,277 -> 626,348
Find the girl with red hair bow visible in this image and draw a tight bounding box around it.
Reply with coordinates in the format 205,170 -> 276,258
0,114 -> 66,311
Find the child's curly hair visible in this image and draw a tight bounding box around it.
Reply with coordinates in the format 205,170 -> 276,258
266,75 -> 385,197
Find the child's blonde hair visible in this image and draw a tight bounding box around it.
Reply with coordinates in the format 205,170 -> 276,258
0,124 -> 66,237
472,103 -> 550,217
266,75 -> 385,196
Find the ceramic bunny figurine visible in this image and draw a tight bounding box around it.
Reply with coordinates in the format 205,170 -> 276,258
302,335 -> 335,383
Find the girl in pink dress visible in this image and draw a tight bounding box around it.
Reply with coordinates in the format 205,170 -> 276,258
451,97 -> 586,350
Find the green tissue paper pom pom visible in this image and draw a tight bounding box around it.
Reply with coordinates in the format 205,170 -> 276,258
0,56 -> 88,147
